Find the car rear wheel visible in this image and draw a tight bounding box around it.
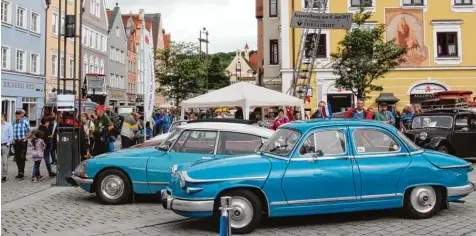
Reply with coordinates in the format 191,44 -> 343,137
437,145 -> 450,154
215,189 -> 262,234
404,186 -> 442,219
95,169 -> 131,205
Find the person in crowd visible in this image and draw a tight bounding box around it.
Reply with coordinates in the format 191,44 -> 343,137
37,118 -> 56,177
1,114 -> 13,182
400,104 -> 415,130
93,105 -> 114,156
414,104 -> 423,114
80,114 -> 94,158
374,103 -> 395,126
146,121 -> 153,139
271,109 -> 289,130
49,112 -> 58,165
311,101 -> 332,119
344,99 -> 373,120
367,107 -> 375,120
120,112 -> 139,149
188,113 -> 196,121
217,112 -> 225,119
153,110 -> 163,136
30,131 -> 46,183
162,111 -> 171,133
234,107 -> 243,119
12,110 -> 31,179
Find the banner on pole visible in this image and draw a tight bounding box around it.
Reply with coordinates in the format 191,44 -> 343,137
142,17 -> 156,121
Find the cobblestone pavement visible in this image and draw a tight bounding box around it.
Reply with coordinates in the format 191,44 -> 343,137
1,161 -> 475,236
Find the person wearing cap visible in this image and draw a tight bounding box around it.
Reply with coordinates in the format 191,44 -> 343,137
374,103 -> 395,126
120,112 -> 140,149
93,105 -> 114,155
12,110 -> 31,179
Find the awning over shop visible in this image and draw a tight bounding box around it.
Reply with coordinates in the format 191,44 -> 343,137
180,82 -> 305,120
376,93 -> 400,103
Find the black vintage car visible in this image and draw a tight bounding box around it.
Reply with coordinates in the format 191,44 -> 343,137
404,109 -> 476,158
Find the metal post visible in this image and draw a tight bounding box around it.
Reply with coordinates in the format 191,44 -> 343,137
219,196 -> 232,236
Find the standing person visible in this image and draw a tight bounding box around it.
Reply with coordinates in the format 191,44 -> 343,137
153,110 -> 163,136
80,114 -> 94,158
367,108 -> 375,120
37,118 -> 56,177
271,109 -> 289,130
93,105 -> 114,156
120,112 -> 139,149
400,104 -> 415,130
49,112 -> 58,165
217,112 -> 225,119
30,131 -> 46,183
162,111 -> 171,133
1,114 -> 13,182
311,101 -> 332,119
374,103 -> 396,126
234,107 -> 243,119
12,110 -> 31,179
344,99 -> 373,120
413,104 -> 423,114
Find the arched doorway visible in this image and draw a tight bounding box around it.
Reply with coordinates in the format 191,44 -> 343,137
326,84 -> 353,113
409,83 -> 448,105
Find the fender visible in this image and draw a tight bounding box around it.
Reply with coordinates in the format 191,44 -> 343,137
424,137 -> 450,150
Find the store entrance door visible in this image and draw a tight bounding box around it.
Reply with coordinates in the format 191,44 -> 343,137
1,98 -> 16,123
327,94 -> 353,113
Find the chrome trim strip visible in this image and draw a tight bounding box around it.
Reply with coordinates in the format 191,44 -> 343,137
71,175 -> 93,184
438,163 -> 473,169
356,152 -> 409,159
360,193 -> 403,199
133,181 -> 168,185
447,182 -> 476,197
410,150 -> 424,155
263,153 -> 289,161
182,171 -> 267,183
162,191 -> 214,212
291,156 -> 351,162
270,193 -> 405,206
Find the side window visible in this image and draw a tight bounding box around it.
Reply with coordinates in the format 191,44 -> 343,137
299,133 -> 316,155
299,130 -> 346,156
217,132 -> 262,155
455,114 -> 469,132
353,129 -> 400,153
171,130 -> 217,154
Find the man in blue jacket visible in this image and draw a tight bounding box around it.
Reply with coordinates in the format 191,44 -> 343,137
153,110 -> 163,136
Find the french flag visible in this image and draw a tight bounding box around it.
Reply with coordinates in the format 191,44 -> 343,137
305,88 -> 312,103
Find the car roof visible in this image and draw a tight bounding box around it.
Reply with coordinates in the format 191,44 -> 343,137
282,118 -> 397,133
177,122 -> 274,138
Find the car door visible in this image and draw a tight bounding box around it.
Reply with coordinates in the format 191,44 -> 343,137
350,127 -> 411,198
214,131 -> 264,159
146,129 -> 218,194
450,113 -> 476,157
281,127 -> 357,210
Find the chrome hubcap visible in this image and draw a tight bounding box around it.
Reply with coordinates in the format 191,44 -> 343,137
410,186 -> 437,214
230,196 -> 253,229
101,175 -> 125,200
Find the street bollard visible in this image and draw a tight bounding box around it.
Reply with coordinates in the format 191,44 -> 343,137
219,196 -> 232,236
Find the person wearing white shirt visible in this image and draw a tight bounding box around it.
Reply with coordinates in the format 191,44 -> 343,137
1,113 -> 14,182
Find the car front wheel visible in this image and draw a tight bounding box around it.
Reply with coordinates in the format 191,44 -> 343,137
404,186 -> 442,219
95,169 -> 131,205
216,189 -> 262,234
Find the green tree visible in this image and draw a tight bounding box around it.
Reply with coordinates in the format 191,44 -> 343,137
207,55 -> 230,90
155,41 -> 207,106
331,8 -> 408,99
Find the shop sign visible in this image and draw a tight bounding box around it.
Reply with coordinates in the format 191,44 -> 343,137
410,83 -> 446,94
2,81 -> 36,90
327,85 -> 351,94
111,92 -> 125,98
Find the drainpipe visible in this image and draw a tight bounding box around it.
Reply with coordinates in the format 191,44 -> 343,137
291,0 -> 296,82
44,0 -> 51,104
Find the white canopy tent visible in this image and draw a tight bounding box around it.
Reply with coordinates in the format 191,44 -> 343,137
180,82 -> 305,120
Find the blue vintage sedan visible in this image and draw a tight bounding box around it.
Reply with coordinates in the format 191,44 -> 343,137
71,122 -> 274,205
162,119 -> 476,234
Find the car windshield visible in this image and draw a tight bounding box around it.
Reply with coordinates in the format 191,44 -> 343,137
159,128 -> 182,149
261,128 -> 301,157
397,130 -> 421,151
411,116 -> 453,129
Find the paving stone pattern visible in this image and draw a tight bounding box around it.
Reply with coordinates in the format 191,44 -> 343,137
1,162 -> 475,236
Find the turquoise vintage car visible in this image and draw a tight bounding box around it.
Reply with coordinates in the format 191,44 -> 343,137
161,119 -> 476,234
71,122 -> 274,205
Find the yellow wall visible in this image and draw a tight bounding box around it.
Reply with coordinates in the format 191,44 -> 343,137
288,0 -> 476,111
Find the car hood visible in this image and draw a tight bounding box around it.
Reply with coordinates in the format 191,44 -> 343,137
422,149 -> 471,169
183,154 -> 272,181
93,147 -> 166,158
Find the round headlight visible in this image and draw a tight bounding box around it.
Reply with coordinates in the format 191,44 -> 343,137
419,132 -> 428,141
179,174 -> 186,189
75,161 -> 87,173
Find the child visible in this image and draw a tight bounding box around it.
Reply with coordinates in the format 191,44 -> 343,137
31,131 -> 46,183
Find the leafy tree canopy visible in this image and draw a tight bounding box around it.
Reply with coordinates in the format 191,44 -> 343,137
207,55 -> 230,90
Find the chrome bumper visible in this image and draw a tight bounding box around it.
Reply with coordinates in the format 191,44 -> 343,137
447,181 -> 476,197
160,190 -> 214,212
71,175 -> 93,184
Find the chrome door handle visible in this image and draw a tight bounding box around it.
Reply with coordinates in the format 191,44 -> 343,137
202,157 -> 212,160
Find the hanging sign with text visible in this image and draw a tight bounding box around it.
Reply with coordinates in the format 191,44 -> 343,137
57,94 -> 75,111
291,12 -> 353,29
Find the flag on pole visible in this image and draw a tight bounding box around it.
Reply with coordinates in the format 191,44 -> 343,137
141,13 -> 156,123
305,87 -> 312,103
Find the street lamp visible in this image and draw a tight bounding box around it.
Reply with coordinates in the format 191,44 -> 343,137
198,27 -> 209,60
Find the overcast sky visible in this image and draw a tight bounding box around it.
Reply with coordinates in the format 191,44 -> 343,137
105,0 -> 257,53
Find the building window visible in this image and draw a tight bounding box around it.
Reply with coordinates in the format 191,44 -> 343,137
455,0 -> 472,5
1,1 -> 11,24
110,46 -> 114,59
269,0 -> 277,17
95,58 -> 99,73
403,0 -> 424,5
92,32 -> 96,49
1,46 -> 10,69
52,13 -> 58,35
69,59 -> 74,78
304,33 -> 327,58
82,27 -> 87,45
304,0 -> 326,9
269,39 -> 279,65
116,26 -> 120,37
16,6 -> 26,29
100,59 -> 104,74
90,0 -> 95,14
30,53 -> 39,74
83,55 -> 88,74
88,30 -> 92,47
89,56 -> 94,73
96,33 -> 100,50
99,35 -> 103,51
437,32 -> 458,57
15,50 -> 25,72
60,16 -> 65,35
30,12 -> 39,33
95,0 -> 100,17
102,37 -> 107,52
351,0 -> 372,7
52,55 -> 57,76
60,56 -> 65,78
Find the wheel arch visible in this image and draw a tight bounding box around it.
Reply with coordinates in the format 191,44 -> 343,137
92,167 -> 134,195
216,186 -> 270,217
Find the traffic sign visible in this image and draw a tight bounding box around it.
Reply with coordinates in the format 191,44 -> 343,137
57,94 -> 75,111
291,12 -> 353,29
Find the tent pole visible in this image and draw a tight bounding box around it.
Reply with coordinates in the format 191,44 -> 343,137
300,106 -> 305,120
180,107 -> 185,120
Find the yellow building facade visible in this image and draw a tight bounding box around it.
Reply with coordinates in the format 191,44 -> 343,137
280,0 -> 476,113
45,0 -> 81,101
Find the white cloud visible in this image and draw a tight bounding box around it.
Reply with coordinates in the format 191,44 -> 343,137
105,0 -> 257,53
